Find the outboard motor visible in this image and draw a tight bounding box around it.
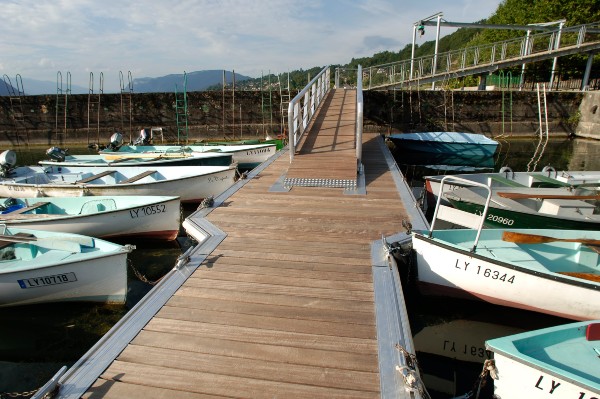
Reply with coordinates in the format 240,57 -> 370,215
106,132 -> 124,151
0,150 -> 17,177
133,128 -> 152,146
46,146 -> 69,162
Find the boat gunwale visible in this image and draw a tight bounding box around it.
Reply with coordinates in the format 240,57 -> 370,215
412,231 -> 600,290
485,321 -> 600,392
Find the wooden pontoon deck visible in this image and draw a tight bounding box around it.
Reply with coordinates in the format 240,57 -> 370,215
53,88 -> 427,399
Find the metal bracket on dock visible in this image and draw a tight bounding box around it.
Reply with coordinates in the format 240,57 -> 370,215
372,235 -> 424,399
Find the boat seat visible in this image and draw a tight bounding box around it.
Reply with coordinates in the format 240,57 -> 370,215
487,175 -> 526,188
530,174 -> 570,188
8,202 -> 50,215
76,170 -> 116,184
80,199 -> 117,214
118,170 -> 157,184
538,198 -> 596,216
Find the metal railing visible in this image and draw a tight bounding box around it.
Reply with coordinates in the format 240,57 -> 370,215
363,22 -> 600,90
287,66 -> 331,162
356,65 -> 363,168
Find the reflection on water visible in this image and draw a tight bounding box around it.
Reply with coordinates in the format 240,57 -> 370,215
393,137 -> 600,398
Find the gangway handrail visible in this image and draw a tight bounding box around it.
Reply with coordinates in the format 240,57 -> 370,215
356,65 -> 363,168
364,21 -> 600,90
287,66 -> 331,162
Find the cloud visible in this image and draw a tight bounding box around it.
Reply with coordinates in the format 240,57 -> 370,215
0,0 -> 502,92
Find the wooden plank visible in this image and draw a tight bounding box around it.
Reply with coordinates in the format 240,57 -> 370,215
117,170 -> 156,184
199,255 -> 372,275
99,361 -> 378,399
142,318 -> 378,356
194,260 -> 374,282
187,269 -> 373,292
173,286 -> 376,313
84,379 -> 214,399
119,342 -> 380,391
165,295 -> 375,325
155,305 -> 376,339
181,278 -> 374,301
76,170 -> 116,184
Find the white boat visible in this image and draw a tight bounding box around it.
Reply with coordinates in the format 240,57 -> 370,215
100,143 -> 277,169
483,320 -> 600,398
39,147 -> 234,168
0,225 -> 134,308
444,186 -> 600,231
0,195 -> 181,241
0,164 -> 237,203
387,132 -> 499,157
422,166 -> 600,210
411,176 -> 600,321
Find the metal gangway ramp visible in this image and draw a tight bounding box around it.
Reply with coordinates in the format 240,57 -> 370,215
364,21 -> 600,90
284,87 -> 358,190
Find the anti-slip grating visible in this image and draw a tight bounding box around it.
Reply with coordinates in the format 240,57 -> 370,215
283,177 -> 357,189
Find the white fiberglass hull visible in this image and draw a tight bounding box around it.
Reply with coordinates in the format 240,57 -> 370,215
0,165 -> 236,203
0,228 -> 133,307
0,196 -> 181,241
412,233 -> 600,320
491,350 -> 598,399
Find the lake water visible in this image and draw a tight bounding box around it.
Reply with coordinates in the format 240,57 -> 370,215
1,138 -> 599,397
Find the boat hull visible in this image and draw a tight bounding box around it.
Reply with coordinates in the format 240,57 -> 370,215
412,232 -> 600,320
0,165 -> 237,203
101,143 -> 277,170
486,321 -> 600,398
447,198 -> 600,230
388,132 -> 498,157
39,152 -> 233,167
491,350 -> 599,398
0,228 -> 132,308
0,196 -> 181,241
424,171 -> 567,210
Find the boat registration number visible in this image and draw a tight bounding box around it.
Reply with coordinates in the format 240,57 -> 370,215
18,272 -> 78,289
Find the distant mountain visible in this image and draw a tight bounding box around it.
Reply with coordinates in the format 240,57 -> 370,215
133,70 -> 251,93
0,70 -> 251,96
0,83 -> 15,96
20,78 -> 88,95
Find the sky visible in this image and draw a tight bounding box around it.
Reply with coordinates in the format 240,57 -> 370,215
1,0 -> 503,93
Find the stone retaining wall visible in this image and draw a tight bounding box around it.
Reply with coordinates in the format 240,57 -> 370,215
0,89 -> 590,147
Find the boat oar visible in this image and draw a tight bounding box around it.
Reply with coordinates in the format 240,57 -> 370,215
497,192 -> 600,200
0,233 -> 94,252
0,234 -> 82,252
501,231 -> 600,246
558,272 -> 600,283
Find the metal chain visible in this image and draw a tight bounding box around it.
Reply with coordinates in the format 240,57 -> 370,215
1,389 -> 39,398
128,258 -> 163,286
0,385 -> 58,399
395,343 -> 432,399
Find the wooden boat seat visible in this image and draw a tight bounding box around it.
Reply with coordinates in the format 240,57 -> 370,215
117,170 -> 156,184
76,170 -> 116,184
487,175 -> 526,188
8,202 -> 50,215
